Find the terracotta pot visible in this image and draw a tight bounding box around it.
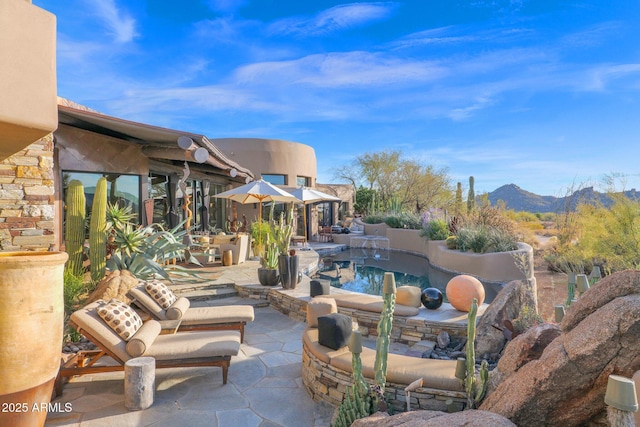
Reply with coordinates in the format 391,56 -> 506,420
0,251 -> 68,427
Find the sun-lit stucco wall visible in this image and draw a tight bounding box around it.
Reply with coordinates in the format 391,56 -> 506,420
213,138 -> 317,186
0,0 -> 57,161
212,138 -> 317,225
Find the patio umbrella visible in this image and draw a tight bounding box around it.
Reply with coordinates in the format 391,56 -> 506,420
290,186 -> 341,240
213,179 -> 300,222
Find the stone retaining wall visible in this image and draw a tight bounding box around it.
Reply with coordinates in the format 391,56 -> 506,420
0,135 -> 56,251
247,284 -> 468,343
302,340 -> 466,413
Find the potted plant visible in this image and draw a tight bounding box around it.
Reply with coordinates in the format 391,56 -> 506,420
271,206 -> 299,289
257,238 -> 280,286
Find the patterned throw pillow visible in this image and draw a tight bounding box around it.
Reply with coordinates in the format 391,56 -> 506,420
97,299 -> 143,341
145,280 -> 177,309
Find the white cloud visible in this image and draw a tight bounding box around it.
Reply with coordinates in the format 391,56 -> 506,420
268,2 -> 398,36
583,63 -> 640,91
90,0 -> 137,43
233,51 -> 445,87
448,97 -> 495,121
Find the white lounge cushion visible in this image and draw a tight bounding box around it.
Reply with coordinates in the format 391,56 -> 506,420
126,320 -> 161,357
166,297 -> 191,320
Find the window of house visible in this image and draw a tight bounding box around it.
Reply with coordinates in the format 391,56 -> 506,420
62,171 -> 140,223
296,176 -> 310,187
262,174 -> 287,185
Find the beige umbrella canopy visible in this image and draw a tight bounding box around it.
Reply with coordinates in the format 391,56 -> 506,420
290,186 -> 341,240
213,179 -> 301,221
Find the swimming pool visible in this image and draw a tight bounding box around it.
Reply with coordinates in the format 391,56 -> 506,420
314,248 -> 497,303
315,249 -> 432,295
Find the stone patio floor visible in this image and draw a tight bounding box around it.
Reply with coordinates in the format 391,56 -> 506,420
45,242 -> 477,426
46,304 -> 335,427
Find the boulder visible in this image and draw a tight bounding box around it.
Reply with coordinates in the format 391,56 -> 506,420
486,323 -> 561,393
480,270 -> 640,427
350,410 -> 516,427
86,270 -> 140,304
475,279 -> 538,357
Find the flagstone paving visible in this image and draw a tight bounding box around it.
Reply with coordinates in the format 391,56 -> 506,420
46,305 -> 335,427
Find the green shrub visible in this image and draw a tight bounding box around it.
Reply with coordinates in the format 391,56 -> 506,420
512,305 -> 544,334
420,219 -> 450,240
457,225 -> 489,253
486,228 -> 518,253
63,270 -> 86,342
445,235 -> 458,249
363,212 -> 422,229
363,214 -> 386,224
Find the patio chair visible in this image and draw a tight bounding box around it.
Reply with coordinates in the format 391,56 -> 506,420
127,283 -> 255,342
217,233 -> 249,264
55,300 -> 241,396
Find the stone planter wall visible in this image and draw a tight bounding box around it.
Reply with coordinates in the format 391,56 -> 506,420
0,135 -> 56,252
302,340 -> 466,413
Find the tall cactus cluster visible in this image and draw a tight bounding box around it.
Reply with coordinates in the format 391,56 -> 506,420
334,384 -> 372,427
374,272 -> 396,391
65,180 -> 86,276
89,177 -> 108,282
465,298 -> 489,409
334,274 -> 396,426
271,205 -> 294,255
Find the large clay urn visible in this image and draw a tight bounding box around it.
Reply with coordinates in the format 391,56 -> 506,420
0,251 -> 68,427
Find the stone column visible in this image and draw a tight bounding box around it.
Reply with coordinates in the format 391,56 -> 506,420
124,357 -> 155,411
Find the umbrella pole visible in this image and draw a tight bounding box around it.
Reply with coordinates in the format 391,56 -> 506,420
303,204 -> 308,241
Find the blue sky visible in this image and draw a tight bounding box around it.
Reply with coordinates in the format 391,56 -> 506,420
34,0 -> 640,196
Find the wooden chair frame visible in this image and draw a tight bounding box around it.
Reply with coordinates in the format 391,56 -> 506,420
54,320 -> 232,397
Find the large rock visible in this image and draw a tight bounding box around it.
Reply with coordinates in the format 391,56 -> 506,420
486,323 -> 561,393
480,270 -> 640,427
350,409 -> 516,427
475,279 -> 538,357
86,270 -> 140,304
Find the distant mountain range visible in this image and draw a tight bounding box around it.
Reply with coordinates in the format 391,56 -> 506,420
486,184 -> 640,213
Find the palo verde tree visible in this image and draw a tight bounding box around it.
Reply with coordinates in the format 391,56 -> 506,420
334,149 -> 453,214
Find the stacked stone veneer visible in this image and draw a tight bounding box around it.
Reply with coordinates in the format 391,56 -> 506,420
0,135 -> 55,251
301,341 -> 467,413
237,284 -> 468,343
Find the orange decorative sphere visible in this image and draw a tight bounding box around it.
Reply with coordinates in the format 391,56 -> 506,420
446,275 -> 485,312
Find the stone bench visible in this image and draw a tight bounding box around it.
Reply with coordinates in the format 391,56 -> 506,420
301,327 -> 467,413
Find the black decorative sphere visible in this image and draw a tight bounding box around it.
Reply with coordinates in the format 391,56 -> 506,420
421,287 -> 444,310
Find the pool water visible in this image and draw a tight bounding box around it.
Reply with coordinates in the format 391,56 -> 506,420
314,249 -> 437,297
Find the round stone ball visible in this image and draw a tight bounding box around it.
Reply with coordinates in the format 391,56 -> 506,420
420,288 -> 444,310
446,275 -> 485,312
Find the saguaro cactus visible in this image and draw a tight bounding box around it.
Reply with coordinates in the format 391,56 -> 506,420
467,176 -> 475,213
65,180 -> 85,276
89,177 -> 108,282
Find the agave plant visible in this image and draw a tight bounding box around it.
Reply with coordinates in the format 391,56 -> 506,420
106,219 -> 202,281
106,201 -> 136,230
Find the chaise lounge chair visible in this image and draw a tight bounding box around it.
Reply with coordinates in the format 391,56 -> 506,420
55,300 -> 241,396
127,283 -> 255,342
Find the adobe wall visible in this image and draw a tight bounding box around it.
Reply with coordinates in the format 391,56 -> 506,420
0,135 -> 56,251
